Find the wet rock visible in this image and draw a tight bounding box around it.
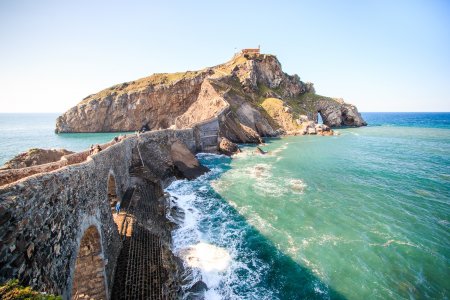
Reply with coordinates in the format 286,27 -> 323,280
0,208 -> 11,226
256,147 -> 267,154
187,280 -> 208,299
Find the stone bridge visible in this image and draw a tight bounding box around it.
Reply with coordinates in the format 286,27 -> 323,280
0,119 -> 221,299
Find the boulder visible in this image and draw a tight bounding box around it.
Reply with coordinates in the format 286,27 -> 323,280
170,141 -> 209,180
219,138 -> 240,156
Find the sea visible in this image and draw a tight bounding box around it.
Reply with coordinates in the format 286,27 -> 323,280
1,112 -> 449,299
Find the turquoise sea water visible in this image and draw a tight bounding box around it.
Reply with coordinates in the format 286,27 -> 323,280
0,113 -> 449,299
0,113 -> 131,164
167,113 -> 450,299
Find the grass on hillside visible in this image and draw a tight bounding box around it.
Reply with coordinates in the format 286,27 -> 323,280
261,97 -> 300,130
81,70 -> 204,104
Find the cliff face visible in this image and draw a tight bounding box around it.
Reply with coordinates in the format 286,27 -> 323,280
56,52 -> 366,141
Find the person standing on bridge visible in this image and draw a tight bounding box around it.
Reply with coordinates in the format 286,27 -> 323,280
115,200 -> 121,214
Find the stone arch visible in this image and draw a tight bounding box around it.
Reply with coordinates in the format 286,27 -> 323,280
71,225 -> 107,300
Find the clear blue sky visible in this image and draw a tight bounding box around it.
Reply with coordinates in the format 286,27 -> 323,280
0,0 -> 449,112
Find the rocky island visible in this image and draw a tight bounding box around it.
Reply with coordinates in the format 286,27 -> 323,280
56,50 -> 366,145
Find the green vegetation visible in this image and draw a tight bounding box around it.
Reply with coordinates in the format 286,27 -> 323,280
255,82 -> 336,117
0,280 -> 61,300
260,97 -> 284,113
261,98 -> 299,130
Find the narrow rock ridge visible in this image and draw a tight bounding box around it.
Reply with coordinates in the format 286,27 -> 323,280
56,52 -> 366,142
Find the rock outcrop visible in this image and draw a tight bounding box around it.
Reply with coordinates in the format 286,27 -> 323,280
170,140 -> 209,179
218,137 -> 240,156
0,148 -> 74,170
56,52 -> 366,142
314,98 -> 367,127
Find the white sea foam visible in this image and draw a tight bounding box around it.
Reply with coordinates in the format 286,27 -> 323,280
286,178 -> 308,194
246,163 -> 272,179
181,242 -> 231,272
253,180 -> 285,198
369,239 -> 420,249
166,154 -> 278,300
438,219 -> 449,226
270,142 -> 289,155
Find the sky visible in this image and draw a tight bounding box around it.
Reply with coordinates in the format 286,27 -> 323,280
0,0 -> 449,113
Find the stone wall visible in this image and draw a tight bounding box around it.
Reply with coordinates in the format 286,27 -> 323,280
0,138 -> 134,298
0,140 -> 116,187
0,126 -> 215,299
192,104 -> 230,153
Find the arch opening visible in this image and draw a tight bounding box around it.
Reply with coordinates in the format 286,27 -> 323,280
317,110 -> 324,124
71,226 -> 107,300
108,172 -> 125,234
108,173 -> 118,214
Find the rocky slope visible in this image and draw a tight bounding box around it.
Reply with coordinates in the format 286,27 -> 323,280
0,148 -> 74,170
56,52 -> 366,142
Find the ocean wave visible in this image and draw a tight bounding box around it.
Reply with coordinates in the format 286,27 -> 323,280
270,142 -> 289,155
166,165 -> 279,300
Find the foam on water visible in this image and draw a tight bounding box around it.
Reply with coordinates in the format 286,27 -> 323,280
181,242 -> 231,272
166,153 -> 279,300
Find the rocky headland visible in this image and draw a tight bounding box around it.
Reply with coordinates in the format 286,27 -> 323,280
55,52 -> 366,148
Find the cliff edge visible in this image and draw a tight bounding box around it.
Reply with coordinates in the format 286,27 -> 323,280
56,52 -> 366,142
